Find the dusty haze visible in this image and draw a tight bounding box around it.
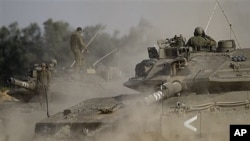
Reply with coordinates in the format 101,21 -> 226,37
1,0 -> 250,141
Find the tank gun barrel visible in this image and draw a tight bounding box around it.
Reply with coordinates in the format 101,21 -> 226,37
144,81 -> 182,104
7,77 -> 37,90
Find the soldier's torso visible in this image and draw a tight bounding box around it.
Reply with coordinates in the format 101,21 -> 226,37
37,70 -> 50,86
70,32 -> 82,49
189,36 -> 208,47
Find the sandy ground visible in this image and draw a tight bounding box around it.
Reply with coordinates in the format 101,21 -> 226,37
0,91 -> 19,103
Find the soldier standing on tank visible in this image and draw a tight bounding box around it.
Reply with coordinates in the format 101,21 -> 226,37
37,63 -> 51,111
186,27 -> 216,51
70,27 -> 88,73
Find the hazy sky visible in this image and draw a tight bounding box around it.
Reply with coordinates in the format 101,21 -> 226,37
0,0 -> 250,47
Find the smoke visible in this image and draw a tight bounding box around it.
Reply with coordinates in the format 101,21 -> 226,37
1,0 -> 250,141
0,74 -> 138,141
0,103 -> 47,141
0,15 -> 152,141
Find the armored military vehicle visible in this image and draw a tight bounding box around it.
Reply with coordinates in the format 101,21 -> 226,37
34,31 -> 250,141
6,60 -> 57,102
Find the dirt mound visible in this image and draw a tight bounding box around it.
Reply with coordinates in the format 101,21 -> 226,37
0,90 -> 19,102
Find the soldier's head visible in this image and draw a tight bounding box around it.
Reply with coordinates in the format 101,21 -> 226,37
76,27 -> 82,32
41,63 -> 47,70
194,27 -> 205,36
50,59 -> 57,67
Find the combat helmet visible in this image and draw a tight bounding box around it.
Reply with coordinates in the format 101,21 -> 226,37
41,63 -> 47,67
50,59 -> 57,67
194,27 -> 204,36
76,27 -> 82,32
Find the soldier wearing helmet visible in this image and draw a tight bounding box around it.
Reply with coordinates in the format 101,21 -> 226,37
48,59 -> 57,77
50,59 -> 57,67
37,63 -> 52,104
186,27 -> 216,51
70,27 -> 87,73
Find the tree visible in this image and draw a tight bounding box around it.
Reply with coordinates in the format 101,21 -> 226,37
21,23 -> 43,64
43,19 -> 72,65
0,22 -> 27,85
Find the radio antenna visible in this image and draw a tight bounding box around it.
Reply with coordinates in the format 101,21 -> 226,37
206,0 -> 241,49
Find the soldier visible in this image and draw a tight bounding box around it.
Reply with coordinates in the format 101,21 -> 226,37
70,27 -> 87,73
186,27 -> 216,51
48,59 -> 57,77
37,63 -> 51,105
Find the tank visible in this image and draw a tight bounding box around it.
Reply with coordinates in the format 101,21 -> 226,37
7,77 -> 38,102
6,60 -> 57,102
34,35 -> 250,141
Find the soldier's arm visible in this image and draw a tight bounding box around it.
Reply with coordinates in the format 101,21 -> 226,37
205,35 -> 216,46
78,35 -> 87,50
186,38 -> 192,47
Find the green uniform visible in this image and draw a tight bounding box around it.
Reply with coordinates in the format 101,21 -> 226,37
186,35 -> 216,47
70,31 -> 87,72
38,69 -> 51,86
37,69 -> 51,102
186,27 -> 216,51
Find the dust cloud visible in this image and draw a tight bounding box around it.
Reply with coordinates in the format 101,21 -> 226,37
0,36 -> 145,141
1,0 -> 250,141
0,74 -> 138,141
